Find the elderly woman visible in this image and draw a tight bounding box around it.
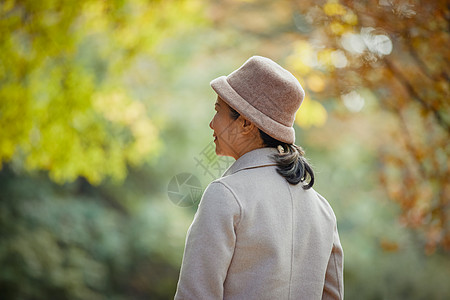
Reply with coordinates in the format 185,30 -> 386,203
175,56 -> 344,300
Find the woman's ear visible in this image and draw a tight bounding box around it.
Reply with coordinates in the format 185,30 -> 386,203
240,117 -> 257,135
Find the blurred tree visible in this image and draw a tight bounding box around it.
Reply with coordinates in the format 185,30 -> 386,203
0,167 -> 191,299
0,1 -> 206,299
0,0 -> 203,184
288,0 -> 449,254
208,0 -> 449,253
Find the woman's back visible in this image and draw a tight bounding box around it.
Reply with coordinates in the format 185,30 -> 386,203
175,148 -> 343,299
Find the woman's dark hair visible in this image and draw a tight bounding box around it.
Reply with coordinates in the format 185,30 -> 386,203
229,106 -> 314,189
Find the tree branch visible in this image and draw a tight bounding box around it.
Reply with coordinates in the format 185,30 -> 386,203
405,36 -> 449,82
384,58 -> 450,134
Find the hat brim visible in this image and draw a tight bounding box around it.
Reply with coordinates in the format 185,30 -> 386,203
210,76 -> 295,144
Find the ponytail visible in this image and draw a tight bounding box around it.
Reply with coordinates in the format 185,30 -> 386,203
259,131 -> 314,189
228,106 -> 315,189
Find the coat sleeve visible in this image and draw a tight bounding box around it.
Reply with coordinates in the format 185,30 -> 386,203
322,223 -> 344,300
174,181 -> 241,300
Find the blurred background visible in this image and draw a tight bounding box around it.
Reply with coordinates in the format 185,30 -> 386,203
0,0 -> 449,299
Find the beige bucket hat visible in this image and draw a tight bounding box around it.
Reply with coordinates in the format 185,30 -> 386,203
210,56 -> 305,144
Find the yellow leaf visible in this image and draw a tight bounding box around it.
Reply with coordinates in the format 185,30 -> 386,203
295,97 -> 328,128
307,74 -> 326,92
317,49 -> 335,69
287,40 -> 316,75
323,0 -> 347,16
342,11 -> 358,25
329,21 -> 346,35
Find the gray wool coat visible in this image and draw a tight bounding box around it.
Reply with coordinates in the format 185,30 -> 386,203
175,147 -> 344,300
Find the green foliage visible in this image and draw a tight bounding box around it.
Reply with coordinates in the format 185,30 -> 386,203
0,168 -> 191,299
0,0 -> 204,184
0,1 -> 206,298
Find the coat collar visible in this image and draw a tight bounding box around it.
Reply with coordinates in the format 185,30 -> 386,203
222,147 -> 278,177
